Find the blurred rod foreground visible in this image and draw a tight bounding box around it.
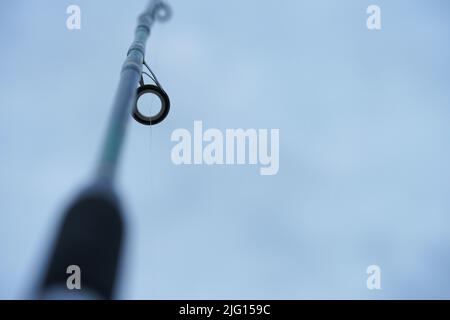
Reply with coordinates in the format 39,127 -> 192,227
37,0 -> 172,300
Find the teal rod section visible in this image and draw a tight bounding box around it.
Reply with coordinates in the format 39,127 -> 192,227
96,0 -> 171,184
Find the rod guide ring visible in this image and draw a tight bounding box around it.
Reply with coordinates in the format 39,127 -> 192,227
132,84 -> 170,126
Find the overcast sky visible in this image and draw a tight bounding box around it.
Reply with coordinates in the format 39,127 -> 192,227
1,0 -> 450,299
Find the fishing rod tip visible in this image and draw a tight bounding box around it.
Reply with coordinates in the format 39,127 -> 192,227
147,0 -> 172,23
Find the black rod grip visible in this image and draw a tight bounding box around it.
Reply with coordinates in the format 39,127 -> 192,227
40,186 -> 124,299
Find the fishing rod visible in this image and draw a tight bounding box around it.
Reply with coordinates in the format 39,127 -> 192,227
97,0 -> 171,184
39,0 -> 171,299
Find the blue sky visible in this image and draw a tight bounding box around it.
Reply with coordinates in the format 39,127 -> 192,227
1,0 -> 450,299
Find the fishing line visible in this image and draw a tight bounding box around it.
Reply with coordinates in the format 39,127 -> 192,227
147,60 -> 155,198
131,46 -> 170,203
143,58 -> 159,199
